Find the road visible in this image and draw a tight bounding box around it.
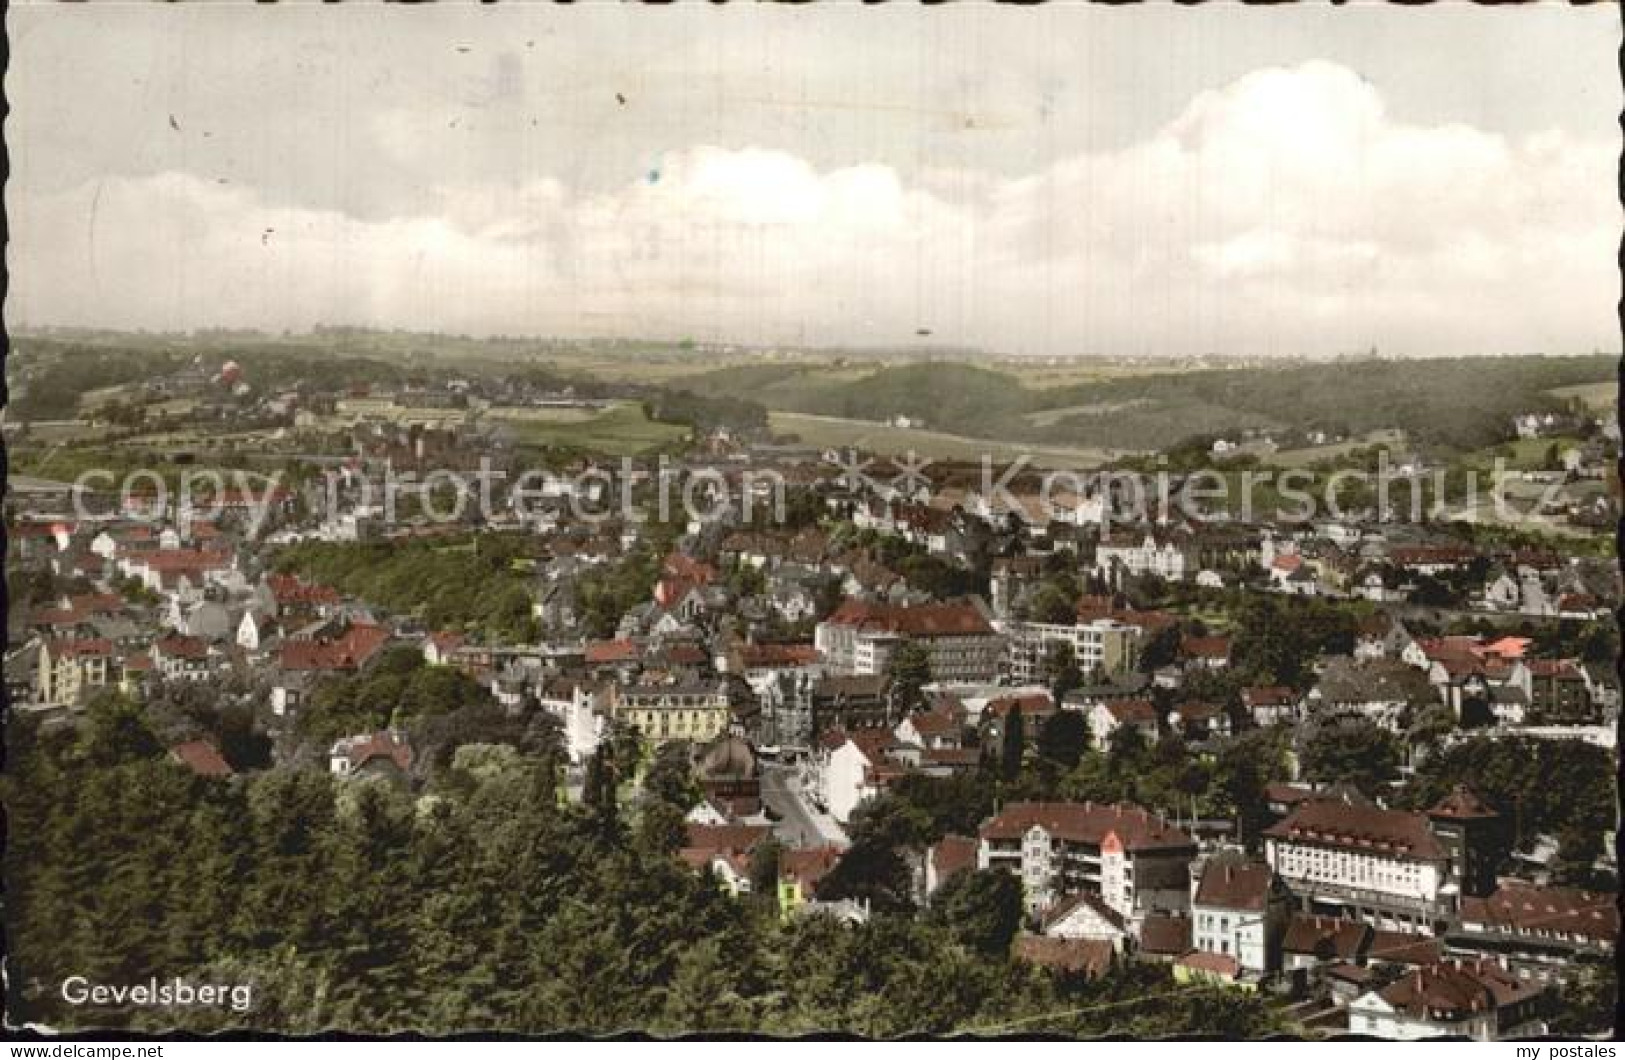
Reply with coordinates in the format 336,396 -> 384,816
760,763 -> 848,849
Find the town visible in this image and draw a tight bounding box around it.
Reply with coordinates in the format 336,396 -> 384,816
4,330 -> 1617,1037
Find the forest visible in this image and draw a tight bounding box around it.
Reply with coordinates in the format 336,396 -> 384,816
3,706 -> 1285,1037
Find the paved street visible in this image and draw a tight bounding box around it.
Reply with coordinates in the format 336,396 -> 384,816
760,763 -> 848,849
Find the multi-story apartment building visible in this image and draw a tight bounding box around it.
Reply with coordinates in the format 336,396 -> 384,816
978,801 -> 1197,917
608,679 -> 733,746
36,637 -> 115,706
1001,617 -> 1143,683
1263,796 -> 1455,933
815,599 -> 1003,683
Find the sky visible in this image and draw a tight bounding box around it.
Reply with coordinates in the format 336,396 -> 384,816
8,4 -> 1622,358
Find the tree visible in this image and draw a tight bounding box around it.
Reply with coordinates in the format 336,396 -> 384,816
1000,708 -> 1026,782
1042,641 -> 1083,699
1137,625 -> 1182,674
1300,720 -> 1400,795
930,869 -> 1024,956
1035,710 -> 1089,770
888,642 -> 932,715
1029,584 -> 1077,625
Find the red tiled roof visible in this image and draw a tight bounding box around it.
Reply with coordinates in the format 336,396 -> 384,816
279,623 -> 390,672
1425,785 -> 1499,821
1378,964 -> 1494,1020
170,740 -> 233,779
1193,861 -> 1273,911
45,637 -> 114,659
585,638 -> 639,664
684,822 -> 771,856
1014,936 -> 1114,977
1264,799 -> 1445,861
737,642 -> 820,668
340,731 -> 414,773
1138,914 -> 1192,955
780,846 -> 844,894
1099,699 -> 1158,725
822,598 -> 994,638
154,635 -> 209,661
1282,915 -> 1372,961
1242,686 -> 1296,707
986,693 -> 1055,719
1459,882 -> 1618,946
1176,951 -> 1242,978
930,835 -> 979,883
1181,635 -> 1231,660
266,573 -> 342,607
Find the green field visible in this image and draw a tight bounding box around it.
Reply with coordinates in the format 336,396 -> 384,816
489,401 -> 689,456
1264,430 -> 1407,469
1548,380 -> 1616,412
768,411 -> 1121,469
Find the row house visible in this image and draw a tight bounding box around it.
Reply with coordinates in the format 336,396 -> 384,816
1449,881 -> 1618,987
977,801 -> 1197,917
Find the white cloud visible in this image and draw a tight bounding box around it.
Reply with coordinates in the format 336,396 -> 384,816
10,60 -> 1618,356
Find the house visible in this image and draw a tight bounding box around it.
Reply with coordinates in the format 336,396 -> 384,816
1264,797 -> 1451,932
152,635 -> 211,682
925,834 -> 979,897
1041,891 -> 1130,952
1354,613 -> 1414,662
1136,913 -> 1193,962
895,705 -> 965,751
1451,881 -> 1618,986
329,730 -> 414,783
1190,859 -> 1288,975
1084,698 -> 1160,750
980,692 -> 1057,750
777,846 -> 845,916
1305,657 -> 1437,732
1180,634 -> 1231,670
1241,686 -> 1299,728
1281,914 -> 1372,973
816,728 -> 907,824
422,631 -> 467,667
1168,700 -> 1233,742
1347,960 -> 1545,1041
679,822 -> 772,897
978,801 -> 1197,917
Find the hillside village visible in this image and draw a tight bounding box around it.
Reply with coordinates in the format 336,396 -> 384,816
5,338 -> 1619,1038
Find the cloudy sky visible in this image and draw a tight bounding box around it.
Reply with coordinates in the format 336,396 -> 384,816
9,4 -> 1621,357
